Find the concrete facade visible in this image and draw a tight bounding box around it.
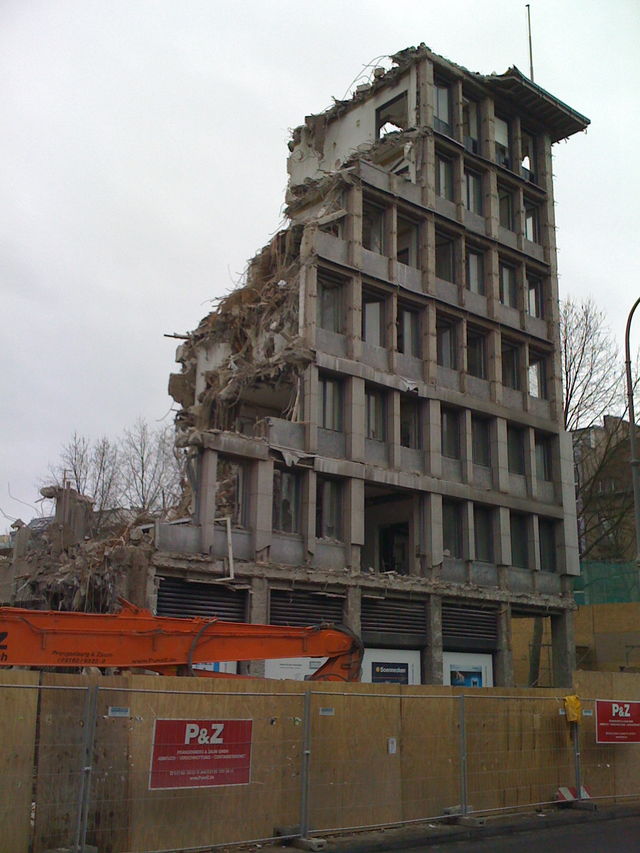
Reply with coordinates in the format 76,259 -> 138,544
160,45 -> 590,687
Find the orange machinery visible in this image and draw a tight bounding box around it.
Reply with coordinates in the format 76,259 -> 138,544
0,598 -> 363,682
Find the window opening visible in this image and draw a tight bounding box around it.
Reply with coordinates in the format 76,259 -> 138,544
318,375 -> 342,431
465,169 -> 483,214
400,397 -> 420,449
317,272 -> 344,333
365,387 -> 386,441
272,468 -> 300,533
443,500 -> 464,558
528,351 -> 548,399
436,155 -> 454,201
467,328 -> 487,379
499,262 -> 517,308
376,92 -> 408,137
474,505 -> 494,562
362,201 -> 386,254
524,200 -> 540,243
539,519 -> 556,571
535,434 -> 552,481
435,233 -> 455,281
379,522 -> 410,574
502,341 -> 521,389
437,317 -> 457,369
466,249 -> 484,295
507,425 -> 526,474
316,477 -> 342,540
527,274 -> 544,318
510,513 -> 529,568
472,416 -> 491,467
362,292 -> 385,347
521,131 -> 536,181
397,305 -> 420,357
441,407 -> 460,459
216,458 -> 247,527
498,184 -> 514,230
397,216 -> 419,266
462,97 -> 479,152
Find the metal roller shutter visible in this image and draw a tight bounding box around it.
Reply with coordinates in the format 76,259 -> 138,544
361,597 -> 427,639
442,603 -> 498,650
269,589 -> 344,626
156,576 -> 247,622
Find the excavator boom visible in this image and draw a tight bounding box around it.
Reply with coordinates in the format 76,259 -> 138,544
0,598 -> 363,682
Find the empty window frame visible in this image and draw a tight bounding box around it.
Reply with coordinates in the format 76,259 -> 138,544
465,169 -> 483,214
499,262 -> 518,308
521,130 -> 536,180
215,458 -> 247,527
502,340 -> 521,389
507,424 -> 526,475
535,433 -> 553,481
472,416 -> 491,467
495,115 -> 511,167
379,523 -> 410,574
436,154 -> 454,201
362,291 -> 386,347
397,304 -> 421,357
528,350 -> 548,399
437,316 -> 458,369
443,500 -> 464,558
397,216 -> 419,267
317,271 -> 345,333
498,184 -> 515,230
474,505 -> 494,562
524,200 -> 540,243
376,92 -> 409,137
435,232 -> 455,281
362,200 -> 386,254
400,396 -> 420,448
316,477 -> 342,540
365,386 -> 386,441
462,97 -> 479,152
510,512 -> 529,568
467,327 -> 487,379
526,273 -> 544,318
538,518 -> 557,571
466,248 -> 485,294
272,468 -> 301,534
318,374 -> 342,431
434,80 -> 452,134
441,407 -> 461,459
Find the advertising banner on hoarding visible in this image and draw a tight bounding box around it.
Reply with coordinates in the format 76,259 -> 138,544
149,719 -> 252,789
596,700 -> 640,743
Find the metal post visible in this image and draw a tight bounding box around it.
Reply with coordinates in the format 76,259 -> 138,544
73,685 -> 98,853
526,4 -> 535,82
458,694 -> 468,816
571,720 -> 583,800
299,689 -> 312,838
624,297 -> 640,568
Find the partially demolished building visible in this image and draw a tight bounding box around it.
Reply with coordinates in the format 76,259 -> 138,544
160,44 -> 589,686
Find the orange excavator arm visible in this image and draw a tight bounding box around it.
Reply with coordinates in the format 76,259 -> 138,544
0,598 -> 363,682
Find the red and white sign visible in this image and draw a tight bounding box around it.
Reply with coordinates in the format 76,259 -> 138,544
596,700 -> 640,743
149,718 -> 252,789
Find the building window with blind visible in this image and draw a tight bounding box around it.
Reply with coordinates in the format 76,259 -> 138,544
397,304 -> 420,357
443,500 -> 464,558
472,416 -> 491,467
318,374 -> 343,431
510,512 -> 529,568
317,271 -> 345,333
495,115 -> 511,167
507,424 -> 526,475
400,396 -> 420,449
467,327 -> 487,379
365,386 -> 386,441
215,457 -> 248,527
316,477 -> 342,540
437,315 -> 458,369
502,341 -> 521,389
474,505 -> 494,562
539,518 -> 557,571
362,291 -> 386,347
441,407 -> 461,459
499,262 -> 518,308
272,468 -> 301,534
466,248 -> 485,295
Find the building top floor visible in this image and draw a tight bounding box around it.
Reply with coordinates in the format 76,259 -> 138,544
287,44 -> 589,191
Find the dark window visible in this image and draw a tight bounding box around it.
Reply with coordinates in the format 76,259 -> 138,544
535,434 -> 552,481
521,130 -> 536,181
434,81 -> 452,134
443,500 -> 464,558
436,155 -> 454,200
397,305 -> 420,357
316,477 -> 342,540
507,425 -> 526,475
539,519 -> 556,571
216,458 -> 247,527
318,375 -> 342,431
376,92 -> 408,137
462,97 -> 479,152
400,396 -> 420,449
441,407 -> 460,459
379,522 -> 410,574
528,351 -> 548,399
317,272 -> 344,333
466,249 -> 485,295
362,201 -> 385,254
524,201 -> 540,243
495,116 -> 510,167
527,274 -> 544,318
465,169 -> 483,214
502,341 -> 521,389
510,512 -> 529,568
467,327 -> 487,379
472,416 -> 491,467
365,386 -> 386,441
499,262 -> 517,308
362,292 -> 385,347
435,233 -> 455,281
272,469 -> 300,533
437,317 -> 457,369
397,216 -> 419,266
498,184 -> 514,230
474,505 -> 494,562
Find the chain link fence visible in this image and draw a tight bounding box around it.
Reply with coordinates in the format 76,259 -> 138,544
1,677 -> 638,853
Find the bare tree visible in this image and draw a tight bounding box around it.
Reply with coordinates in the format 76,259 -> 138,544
47,433 -> 121,520
560,297 -> 624,432
119,419 -> 182,513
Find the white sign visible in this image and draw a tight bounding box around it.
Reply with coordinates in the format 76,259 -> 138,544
361,648 -> 421,685
443,651 -> 493,687
264,656 -> 327,681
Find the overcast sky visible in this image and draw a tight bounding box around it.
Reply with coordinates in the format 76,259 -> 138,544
2,0 -> 639,531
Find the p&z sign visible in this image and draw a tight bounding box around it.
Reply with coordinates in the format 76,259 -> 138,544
596,700 -> 640,743
149,719 -> 252,789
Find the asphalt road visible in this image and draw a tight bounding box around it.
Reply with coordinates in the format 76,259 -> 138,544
395,814 -> 640,852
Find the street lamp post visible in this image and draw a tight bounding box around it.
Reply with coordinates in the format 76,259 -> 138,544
624,297 -> 640,563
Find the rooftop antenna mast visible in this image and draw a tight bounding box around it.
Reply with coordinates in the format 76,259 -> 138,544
526,4 -> 535,81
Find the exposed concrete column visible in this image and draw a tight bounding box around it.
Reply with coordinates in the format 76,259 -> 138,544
488,328 -> 501,404
198,448 -> 218,553
524,424 -> 535,497
558,431 -> 580,576
252,458 -> 274,562
424,216 -> 436,294
425,301 -> 437,383
346,272 -> 362,362
300,264 -> 317,348
458,316 -> 468,395
387,203 -> 398,283
551,609 -> 576,688
479,96 -> 493,163
246,576 -> 269,676
426,491 -> 443,573
346,476 -> 364,571
425,398 -> 442,477
303,364 -> 319,452
462,500 -> 474,562
494,603 -> 514,687
347,375 -> 365,463
530,514 -> 541,573
424,594 -> 443,685
460,407 -> 473,484
496,506 -> 511,567
494,417 -> 509,492
344,585 -> 361,636
347,183 -> 363,269
302,469 -> 317,559
389,390 -> 402,469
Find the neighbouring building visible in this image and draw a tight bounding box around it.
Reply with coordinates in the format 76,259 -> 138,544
158,44 -> 590,687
